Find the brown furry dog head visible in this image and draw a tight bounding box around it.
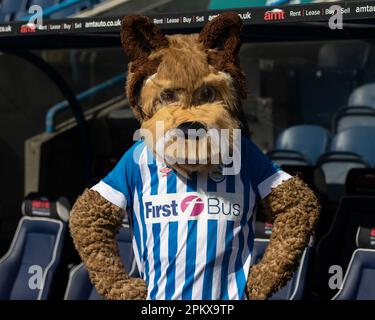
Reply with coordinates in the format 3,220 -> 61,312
121,13 -> 247,175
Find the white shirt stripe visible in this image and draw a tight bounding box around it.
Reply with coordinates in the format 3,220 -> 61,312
226,174 -> 244,299
258,171 -> 292,199
210,177 -> 228,299
91,181 -> 126,209
171,174 -> 189,299
154,161 -> 169,300
191,173 -> 209,299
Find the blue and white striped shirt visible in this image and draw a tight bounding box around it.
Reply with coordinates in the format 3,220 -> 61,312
92,136 -> 291,300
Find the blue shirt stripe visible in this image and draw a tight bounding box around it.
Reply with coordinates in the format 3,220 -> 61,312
202,220 -> 218,299
165,221 -> 178,299
202,174 -> 218,299
187,172 -> 197,192
165,172 -> 178,299
182,220 -> 197,299
220,220 -> 234,299
234,165 -> 252,299
136,182 -> 150,284
149,223 -> 161,299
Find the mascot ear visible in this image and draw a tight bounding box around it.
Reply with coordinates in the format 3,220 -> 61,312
120,15 -> 168,62
198,12 -> 242,62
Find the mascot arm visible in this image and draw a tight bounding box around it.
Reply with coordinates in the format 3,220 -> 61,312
247,176 -> 320,300
69,188 -> 147,300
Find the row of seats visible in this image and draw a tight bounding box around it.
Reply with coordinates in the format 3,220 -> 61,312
0,0 -> 103,22
312,187 -> 375,299
271,124 -> 375,202
271,81 -> 375,167
1,174 -> 374,300
0,193 -> 136,300
256,169 -> 375,300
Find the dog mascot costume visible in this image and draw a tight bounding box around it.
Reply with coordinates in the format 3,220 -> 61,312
70,13 -> 320,300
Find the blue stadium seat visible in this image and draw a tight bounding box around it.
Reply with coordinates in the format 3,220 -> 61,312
64,225 -> 139,300
318,42 -> 370,70
312,196 -> 375,299
0,13 -> 10,22
346,168 -> 375,196
317,152 -> 369,202
333,106 -> 375,133
251,221 -> 311,300
0,0 -> 28,13
0,216 -> 66,299
349,83 -> 375,108
267,150 -> 309,167
273,125 -> 331,165
333,226 -> 375,300
330,127 -> 375,167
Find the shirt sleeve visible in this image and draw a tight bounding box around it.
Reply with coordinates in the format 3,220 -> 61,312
91,141 -> 142,209
245,138 -> 292,200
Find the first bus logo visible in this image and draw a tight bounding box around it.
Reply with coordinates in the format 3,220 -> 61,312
264,8 -> 286,21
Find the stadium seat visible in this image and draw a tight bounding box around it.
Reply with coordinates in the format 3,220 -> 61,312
333,106 -> 375,133
333,226 -> 375,300
349,83 -> 375,108
0,13 -> 10,22
0,200 -> 68,300
330,127 -> 375,167
318,42 -> 370,70
312,196 -> 375,299
267,150 -> 309,167
251,221 -> 311,300
346,168 -> 375,196
316,152 -> 369,203
272,125 -> 331,165
64,225 -> 139,300
0,0 -> 28,14
0,195 -> 70,300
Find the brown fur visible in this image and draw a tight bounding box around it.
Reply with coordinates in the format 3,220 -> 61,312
121,12 -> 246,123
140,102 -> 240,175
199,12 -> 247,100
69,189 -> 147,300
247,177 -> 320,300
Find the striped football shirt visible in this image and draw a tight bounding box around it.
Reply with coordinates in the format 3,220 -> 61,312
92,136 -> 291,300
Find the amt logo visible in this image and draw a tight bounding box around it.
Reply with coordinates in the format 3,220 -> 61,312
180,195 -> 204,216
264,9 -> 285,21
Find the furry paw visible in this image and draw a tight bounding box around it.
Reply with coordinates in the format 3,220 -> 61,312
246,264 -> 271,300
110,277 -> 148,300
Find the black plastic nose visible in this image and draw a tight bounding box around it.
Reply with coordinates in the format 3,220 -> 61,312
177,122 -> 206,136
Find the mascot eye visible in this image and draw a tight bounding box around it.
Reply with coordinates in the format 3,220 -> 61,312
196,86 -> 217,103
160,89 -> 178,104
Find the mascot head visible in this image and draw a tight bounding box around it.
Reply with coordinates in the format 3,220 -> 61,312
121,12 -> 247,175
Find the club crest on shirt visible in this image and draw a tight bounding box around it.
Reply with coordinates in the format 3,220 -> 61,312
209,165 -> 225,183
